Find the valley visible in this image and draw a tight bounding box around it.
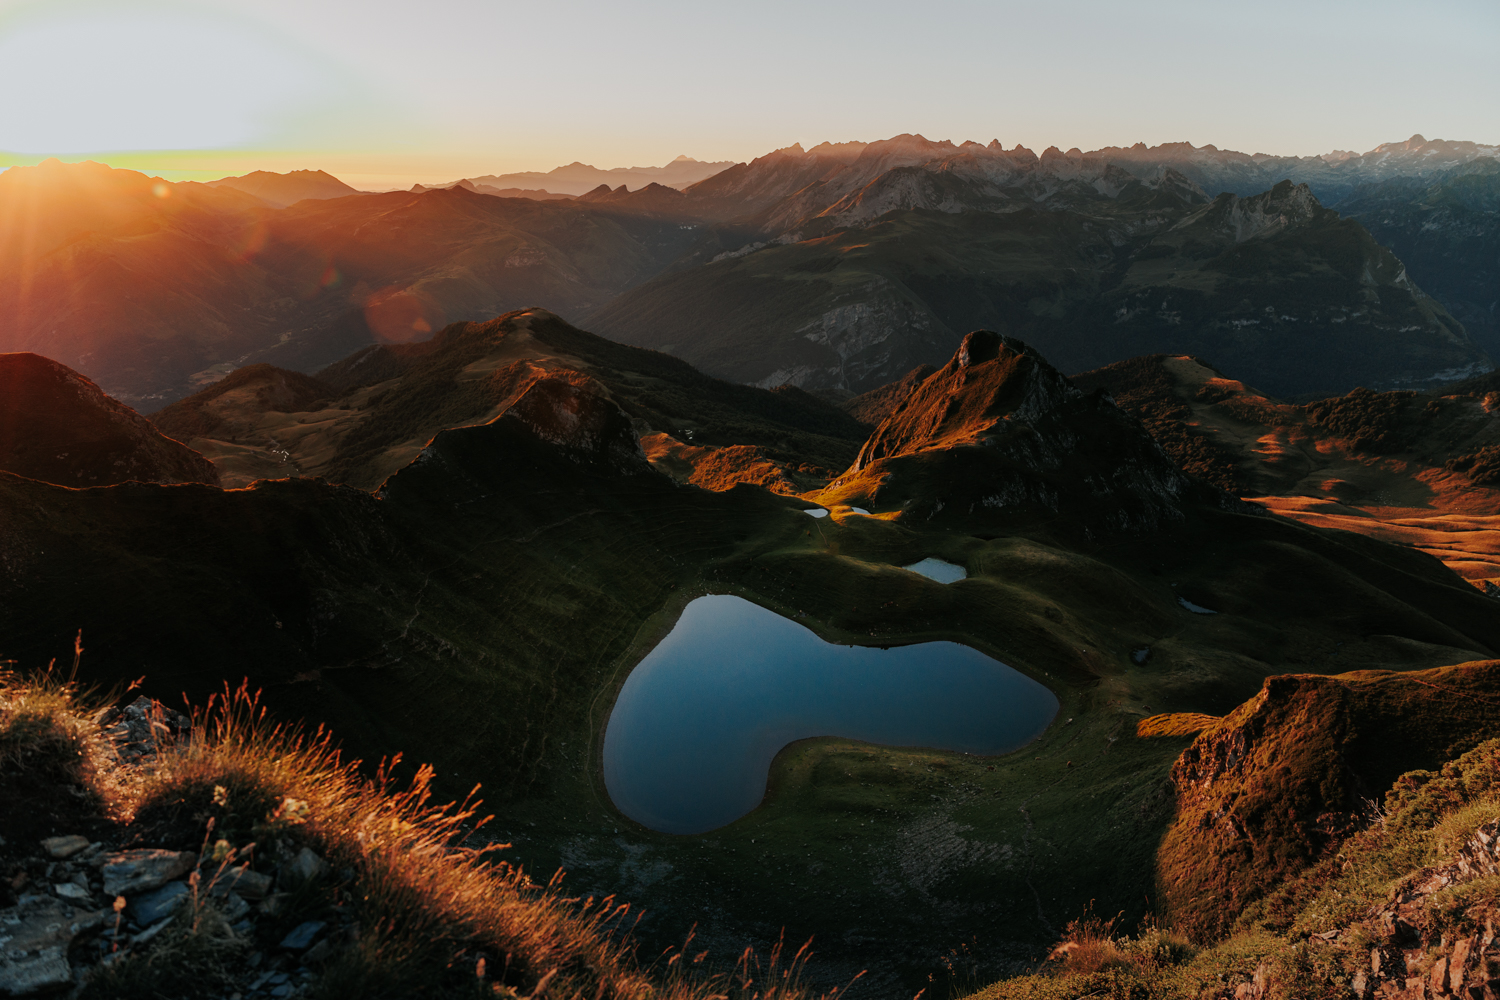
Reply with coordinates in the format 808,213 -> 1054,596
2,126 -> 1500,1000
6,309 -> 1500,996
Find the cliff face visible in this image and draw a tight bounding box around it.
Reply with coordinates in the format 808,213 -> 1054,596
821,330 -> 1247,534
1158,662 -> 1500,940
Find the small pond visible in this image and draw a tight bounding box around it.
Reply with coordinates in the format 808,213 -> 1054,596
603,595 -> 1058,834
903,558 -> 967,583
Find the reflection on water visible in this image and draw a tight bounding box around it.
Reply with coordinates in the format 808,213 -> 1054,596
903,558 -> 967,583
603,595 -> 1058,834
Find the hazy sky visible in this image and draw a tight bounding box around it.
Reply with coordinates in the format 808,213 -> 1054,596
0,0 -> 1495,188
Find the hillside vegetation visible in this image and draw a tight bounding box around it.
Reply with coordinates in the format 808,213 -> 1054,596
965,733 -> 1500,999
149,309 -> 869,491
0,668 -> 831,1000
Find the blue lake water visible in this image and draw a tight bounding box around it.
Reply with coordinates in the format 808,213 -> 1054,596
602,595 -> 1059,834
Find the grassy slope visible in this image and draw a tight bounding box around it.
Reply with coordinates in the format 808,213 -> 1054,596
962,735 -> 1500,1000
0,672 -> 826,1000
6,342 -> 1500,993
156,311 -> 869,489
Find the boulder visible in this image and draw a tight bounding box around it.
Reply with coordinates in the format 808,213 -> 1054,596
38,836 -> 89,860
278,920 -> 325,951
210,865 -> 272,901
128,881 -> 190,926
101,850 -> 196,897
51,883 -> 91,904
276,848 -> 328,891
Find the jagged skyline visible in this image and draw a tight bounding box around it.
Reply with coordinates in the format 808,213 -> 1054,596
0,0 -> 1495,189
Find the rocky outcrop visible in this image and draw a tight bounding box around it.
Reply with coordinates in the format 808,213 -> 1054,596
378,369 -> 665,507
0,699 -> 347,996
820,331 -> 1248,533
1158,662 -> 1500,940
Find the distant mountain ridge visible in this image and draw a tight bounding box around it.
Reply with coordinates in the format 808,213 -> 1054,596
208,168 -> 364,208
588,166 -> 1483,398
1083,133 -> 1500,202
0,161 -> 711,403
3,133 -> 1494,412
465,155 -> 737,196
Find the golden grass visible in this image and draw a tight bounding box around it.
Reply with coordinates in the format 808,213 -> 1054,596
2,671 -> 847,1000
1134,713 -> 1220,739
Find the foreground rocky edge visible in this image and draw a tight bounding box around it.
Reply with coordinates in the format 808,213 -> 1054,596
0,674 -> 825,1000
966,734 -> 1500,1000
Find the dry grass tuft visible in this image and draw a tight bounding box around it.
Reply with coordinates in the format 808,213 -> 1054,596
0,661 -> 123,843
1135,713 -> 1220,739
95,681 -> 838,1000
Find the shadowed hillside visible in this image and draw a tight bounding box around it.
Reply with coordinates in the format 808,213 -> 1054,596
589,177 -> 1482,398
150,309 -> 869,491
0,352 -> 219,487
7,324 -> 1500,994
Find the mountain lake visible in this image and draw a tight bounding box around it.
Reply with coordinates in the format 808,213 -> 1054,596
603,595 -> 1059,834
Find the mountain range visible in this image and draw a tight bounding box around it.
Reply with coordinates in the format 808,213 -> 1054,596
0,160 -> 709,403
1,132 -> 1494,410
461,154 -> 738,196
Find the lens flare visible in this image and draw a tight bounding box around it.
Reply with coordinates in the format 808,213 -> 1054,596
363,287 -> 441,344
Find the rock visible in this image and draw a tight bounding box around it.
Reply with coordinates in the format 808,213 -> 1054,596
101,850 -> 196,896
279,920 -> 325,951
301,937 -> 333,965
211,865 -> 272,901
218,891 -> 249,922
130,915 -> 174,946
258,893 -> 290,917
276,848 -> 328,891
51,883 -> 91,903
38,836 -> 89,860
129,881 -> 190,925
0,897 -> 104,995
1431,955 -> 1451,994
99,696 -> 190,757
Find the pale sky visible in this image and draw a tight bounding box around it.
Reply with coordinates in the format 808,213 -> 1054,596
0,0 -> 1495,188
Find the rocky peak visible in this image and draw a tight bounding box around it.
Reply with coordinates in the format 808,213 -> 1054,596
503,370 -> 649,472
1181,179 -> 1323,242
826,332 -> 1239,533
378,369 -> 658,505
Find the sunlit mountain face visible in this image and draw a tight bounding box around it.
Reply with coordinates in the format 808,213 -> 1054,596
1,134 -> 1495,407
2,122 -> 1500,1000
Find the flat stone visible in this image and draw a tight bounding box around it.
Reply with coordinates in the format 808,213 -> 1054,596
276,848 -> 328,891
52,883 -> 91,903
301,938 -> 334,966
0,897 -> 104,995
129,881 -> 190,926
130,916 -> 174,946
39,836 -> 90,860
279,920 -> 326,951
102,850 -> 196,897
218,891 -> 249,922
211,865 -> 273,901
